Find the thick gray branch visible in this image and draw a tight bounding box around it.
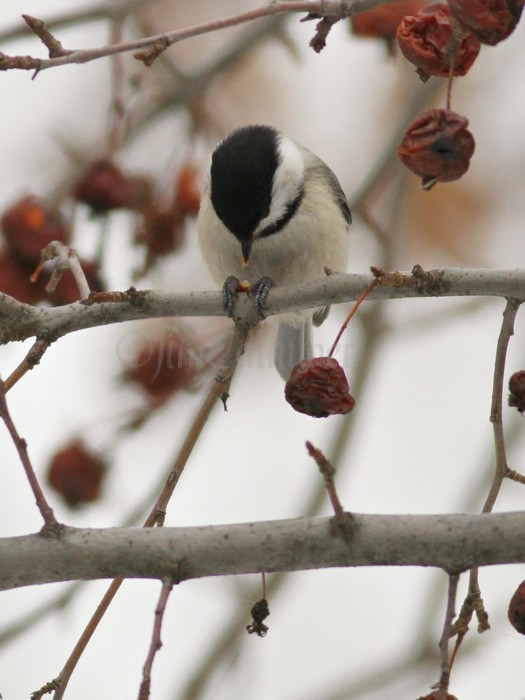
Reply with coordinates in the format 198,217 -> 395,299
1,268 -> 524,345
2,511 -> 525,591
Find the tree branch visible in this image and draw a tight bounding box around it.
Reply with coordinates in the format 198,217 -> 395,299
4,511 -> 525,591
1,268 -> 525,346
0,1 -> 360,74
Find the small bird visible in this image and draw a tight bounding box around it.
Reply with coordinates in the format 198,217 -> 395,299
197,124 -> 351,379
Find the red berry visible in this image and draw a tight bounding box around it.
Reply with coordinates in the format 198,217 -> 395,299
397,4 -> 481,81
47,440 -> 106,507
1,195 -> 69,264
509,580 -> 525,633
508,371 -> 525,413
417,693 -> 458,699
285,357 -> 356,418
124,334 -> 199,403
449,0 -> 524,45
135,206 -> 185,257
74,160 -> 152,214
397,108 -> 475,188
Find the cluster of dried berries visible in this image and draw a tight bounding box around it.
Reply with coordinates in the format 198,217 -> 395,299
47,440 -> 106,507
73,156 -> 202,270
392,0 -> 523,186
134,161 -> 201,272
0,195 -> 103,305
397,108 -> 475,189
0,157 -> 201,304
72,156 -> 202,276
284,357 -> 355,418
397,4 -> 481,81
508,370 -> 525,413
508,580 -> 525,634
353,0 -> 523,60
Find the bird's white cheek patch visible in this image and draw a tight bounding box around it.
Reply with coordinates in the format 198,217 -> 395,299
256,136 -> 304,233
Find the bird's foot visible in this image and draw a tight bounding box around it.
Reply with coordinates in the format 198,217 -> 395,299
250,276 -> 274,318
222,276 -> 241,316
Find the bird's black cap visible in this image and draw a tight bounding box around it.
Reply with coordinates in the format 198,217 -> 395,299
210,125 -> 279,247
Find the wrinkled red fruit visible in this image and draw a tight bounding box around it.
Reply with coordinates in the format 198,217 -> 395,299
509,580 -> 525,633
397,4 -> 481,80
351,0 -> 427,41
509,370 -> 525,413
0,251 -> 42,304
47,440 -> 106,507
74,160 -> 152,214
1,195 -> 69,264
124,334 -> 198,403
397,108 -> 475,188
449,0 -> 524,44
285,357 -> 355,418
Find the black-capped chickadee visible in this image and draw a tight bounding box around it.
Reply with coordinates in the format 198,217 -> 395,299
197,125 -> 351,380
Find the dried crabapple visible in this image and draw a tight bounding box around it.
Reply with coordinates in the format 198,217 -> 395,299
47,440 -> 106,507
285,357 -> 355,418
397,4 -> 481,80
397,108 -> 475,188
1,195 -> 69,264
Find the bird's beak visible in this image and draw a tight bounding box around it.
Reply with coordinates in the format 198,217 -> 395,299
240,239 -> 252,267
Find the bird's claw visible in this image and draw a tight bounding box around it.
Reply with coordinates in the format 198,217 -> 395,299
222,275 -> 241,316
222,275 -> 274,319
250,276 -> 274,318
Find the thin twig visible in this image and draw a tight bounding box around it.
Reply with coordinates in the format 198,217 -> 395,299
138,578 -> 173,700
0,1 -> 357,75
305,441 -> 345,518
31,242 -> 91,299
475,299 -> 521,630
452,299 -> 521,647
327,277 -> 379,358
22,15 -> 72,58
0,381 -> 58,529
107,17 -> 128,154
3,338 -> 50,393
483,298 -> 522,511
435,573 -> 459,698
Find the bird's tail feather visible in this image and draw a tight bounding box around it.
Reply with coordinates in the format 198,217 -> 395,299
274,321 -> 312,381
